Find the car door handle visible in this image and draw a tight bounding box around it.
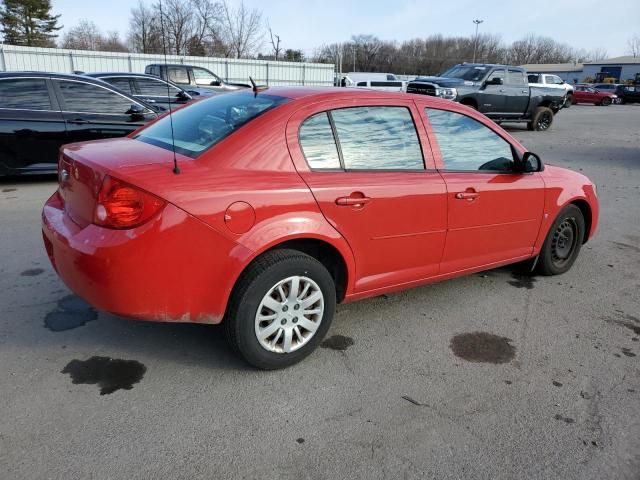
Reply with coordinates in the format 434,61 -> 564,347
68,119 -> 90,125
455,192 -> 479,200
499,89 -> 505,92
335,195 -> 371,207
522,90 -> 528,93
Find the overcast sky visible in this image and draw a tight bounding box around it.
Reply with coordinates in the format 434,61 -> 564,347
52,0 -> 639,58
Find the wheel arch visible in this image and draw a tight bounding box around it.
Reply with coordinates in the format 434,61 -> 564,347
226,232 -> 355,320
569,199 -> 592,244
459,97 -> 478,110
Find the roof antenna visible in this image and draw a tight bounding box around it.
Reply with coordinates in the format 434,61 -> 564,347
159,0 -> 180,175
249,76 -> 258,97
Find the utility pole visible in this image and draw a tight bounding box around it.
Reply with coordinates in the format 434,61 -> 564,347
353,45 -> 356,72
472,19 -> 484,63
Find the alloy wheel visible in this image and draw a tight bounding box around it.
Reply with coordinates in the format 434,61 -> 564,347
537,112 -> 552,130
254,276 -> 324,354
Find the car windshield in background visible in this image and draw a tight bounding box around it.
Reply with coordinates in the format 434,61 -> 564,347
440,66 -> 488,81
135,92 -> 289,158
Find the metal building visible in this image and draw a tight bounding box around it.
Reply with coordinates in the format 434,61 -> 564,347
582,56 -> 640,83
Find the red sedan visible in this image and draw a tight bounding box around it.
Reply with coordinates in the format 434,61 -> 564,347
42,88 -> 599,369
572,85 -> 617,105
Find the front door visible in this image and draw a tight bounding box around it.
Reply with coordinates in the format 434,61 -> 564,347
477,68 -> 506,115
423,107 -> 545,273
52,78 -> 154,144
132,76 -> 190,112
288,101 -> 448,293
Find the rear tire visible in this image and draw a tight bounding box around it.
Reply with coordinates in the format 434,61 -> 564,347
536,205 -> 585,276
225,249 -> 336,370
528,106 -> 554,131
600,97 -> 612,106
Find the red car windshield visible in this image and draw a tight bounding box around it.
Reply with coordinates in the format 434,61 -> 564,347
135,91 -> 289,158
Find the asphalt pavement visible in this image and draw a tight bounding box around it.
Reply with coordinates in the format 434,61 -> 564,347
1,104 -> 639,479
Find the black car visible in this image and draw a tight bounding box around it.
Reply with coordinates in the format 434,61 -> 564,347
615,85 -> 640,104
0,72 -> 158,176
84,72 -> 212,112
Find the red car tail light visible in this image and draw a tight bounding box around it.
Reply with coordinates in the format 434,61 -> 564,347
93,176 -> 166,229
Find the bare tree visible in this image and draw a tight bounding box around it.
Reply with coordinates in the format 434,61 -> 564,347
628,35 -> 640,57
61,19 -> 102,50
61,19 -> 128,52
220,0 -> 263,58
128,0 -> 161,53
268,24 -> 281,61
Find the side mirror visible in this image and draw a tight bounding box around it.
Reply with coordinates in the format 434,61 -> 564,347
210,80 -> 221,86
176,91 -> 192,101
521,152 -> 544,173
486,77 -> 503,86
124,103 -> 144,116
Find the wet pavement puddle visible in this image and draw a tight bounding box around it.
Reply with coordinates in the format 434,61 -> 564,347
321,335 -> 354,351
450,332 -> 516,364
45,295 -> 97,332
62,356 -> 146,395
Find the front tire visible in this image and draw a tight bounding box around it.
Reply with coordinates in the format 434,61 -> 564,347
563,95 -> 572,108
600,97 -> 612,106
225,249 -> 336,369
536,205 -> 585,276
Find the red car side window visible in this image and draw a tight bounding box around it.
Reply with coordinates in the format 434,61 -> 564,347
299,112 -> 341,170
426,108 -> 515,173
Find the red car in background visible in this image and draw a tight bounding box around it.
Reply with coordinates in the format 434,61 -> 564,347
571,85 -> 617,105
42,88 -> 599,369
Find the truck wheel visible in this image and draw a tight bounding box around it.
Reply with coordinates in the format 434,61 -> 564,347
600,97 -> 612,106
225,249 -> 336,370
536,205 -> 585,276
563,95 -> 572,108
531,107 -> 554,131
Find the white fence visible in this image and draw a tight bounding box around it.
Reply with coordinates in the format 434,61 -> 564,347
0,44 -> 335,86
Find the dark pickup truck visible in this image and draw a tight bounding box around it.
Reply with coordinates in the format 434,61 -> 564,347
145,64 -> 251,94
406,64 -> 566,131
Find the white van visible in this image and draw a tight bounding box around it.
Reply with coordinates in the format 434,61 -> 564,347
338,72 -> 405,92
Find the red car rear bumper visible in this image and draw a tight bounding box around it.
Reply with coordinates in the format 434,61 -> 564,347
42,191 -> 251,324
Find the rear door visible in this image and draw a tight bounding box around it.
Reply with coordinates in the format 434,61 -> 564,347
0,76 -> 66,173
423,107 -> 545,273
287,99 -> 448,293
52,78 -> 155,144
503,69 -> 530,115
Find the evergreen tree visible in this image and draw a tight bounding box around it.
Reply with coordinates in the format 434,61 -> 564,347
0,0 -> 62,47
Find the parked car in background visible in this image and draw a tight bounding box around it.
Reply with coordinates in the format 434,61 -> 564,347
42,88 -> 598,369
527,73 -> 574,107
572,85 -> 617,106
615,84 -> 640,104
592,83 -> 623,103
338,72 -> 405,92
145,64 -> 251,93
406,64 -> 566,131
84,73 -> 206,112
0,72 -> 157,176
